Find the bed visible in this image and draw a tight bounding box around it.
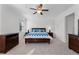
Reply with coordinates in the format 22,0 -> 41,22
25,28 -> 52,44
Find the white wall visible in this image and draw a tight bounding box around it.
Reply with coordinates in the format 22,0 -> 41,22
0,5 -> 2,34
26,15 -> 55,32
1,5 -> 22,35
54,5 -> 79,42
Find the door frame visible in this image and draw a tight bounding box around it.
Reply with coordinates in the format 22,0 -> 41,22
65,13 -> 75,42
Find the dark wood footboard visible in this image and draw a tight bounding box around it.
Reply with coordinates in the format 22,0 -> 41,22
25,38 -> 50,44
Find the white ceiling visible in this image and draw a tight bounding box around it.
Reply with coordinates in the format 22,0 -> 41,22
12,4 -> 74,17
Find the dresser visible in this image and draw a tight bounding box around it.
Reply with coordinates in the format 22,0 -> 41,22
0,33 -> 19,53
69,34 -> 79,53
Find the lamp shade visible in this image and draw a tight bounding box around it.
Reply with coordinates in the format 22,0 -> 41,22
48,26 -> 51,30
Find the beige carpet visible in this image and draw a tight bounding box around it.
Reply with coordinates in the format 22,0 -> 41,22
0,38 -> 78,55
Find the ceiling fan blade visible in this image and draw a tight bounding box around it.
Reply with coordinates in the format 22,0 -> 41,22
40,12 -> 43,15
33,12 -> 37,14
30,8 -> 36,10
42,9 -> 49,11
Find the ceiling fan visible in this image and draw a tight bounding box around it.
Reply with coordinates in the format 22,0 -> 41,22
30,4 -> 49,15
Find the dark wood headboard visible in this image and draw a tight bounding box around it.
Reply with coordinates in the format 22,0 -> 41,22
32,28 -> 46,32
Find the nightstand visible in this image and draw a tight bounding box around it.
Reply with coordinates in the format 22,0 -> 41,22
48,32 -> 53,38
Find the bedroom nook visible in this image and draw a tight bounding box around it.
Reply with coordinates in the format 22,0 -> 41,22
0,4 -> 79,55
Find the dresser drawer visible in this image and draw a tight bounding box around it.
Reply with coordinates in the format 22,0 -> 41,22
0,33 -> 19,53
69,34 -> 79,53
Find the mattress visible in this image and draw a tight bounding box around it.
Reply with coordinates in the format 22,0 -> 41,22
25,35 -> 52,39
25,32 -> 52,40
27,32 -> 48,36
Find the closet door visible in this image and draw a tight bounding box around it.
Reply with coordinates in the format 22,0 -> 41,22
65,13 -> 74,42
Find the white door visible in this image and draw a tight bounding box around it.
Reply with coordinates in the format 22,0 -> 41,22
65,13 -> 74,43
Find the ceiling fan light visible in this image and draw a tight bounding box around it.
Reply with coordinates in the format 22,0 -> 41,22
37,10 -> 42,14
